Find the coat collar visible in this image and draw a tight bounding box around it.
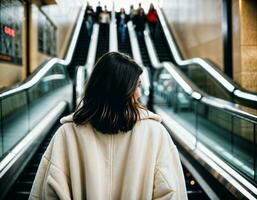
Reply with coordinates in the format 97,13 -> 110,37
60,109 -> 161,124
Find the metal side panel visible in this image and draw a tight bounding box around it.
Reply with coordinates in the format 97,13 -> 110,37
0,101 -> 67,199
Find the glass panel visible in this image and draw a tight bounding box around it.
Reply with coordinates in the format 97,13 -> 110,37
153,68 -> 197,137
196,102 -> 256,180
28,64 -> 71,129
196,103 -> 233,165
181,64 -> 257,115
232,117 -> 255,179
180,64 -> 233,101
153,66 -> 257,182
1,91 -> 29,155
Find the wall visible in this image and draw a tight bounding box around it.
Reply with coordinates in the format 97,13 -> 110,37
30,2 -> 82,72
160,0 -> 257,92
161,0 -> 224,69
234,0 -> 257,92
0,1 -> 83,91
0,0 -> 23,91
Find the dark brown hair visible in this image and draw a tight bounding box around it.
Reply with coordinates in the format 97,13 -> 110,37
73,52 -> 144,134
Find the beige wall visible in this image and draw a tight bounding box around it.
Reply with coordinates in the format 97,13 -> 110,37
161,0 -> 224,69
30,3 -> 82,72
232,0 -> 257,93
161,0 -> 257,93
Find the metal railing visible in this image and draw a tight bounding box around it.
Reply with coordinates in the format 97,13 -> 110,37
0,3 -> 87,198
144,25 -> 257,199
76,24 -> 100,105
127,21 -> 150,106
154,2 -> 257,107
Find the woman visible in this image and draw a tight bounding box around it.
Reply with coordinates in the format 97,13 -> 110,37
29,52 -> 187,200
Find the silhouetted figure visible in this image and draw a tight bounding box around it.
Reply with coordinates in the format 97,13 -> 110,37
99,5 -> 110,37
84,5 -> 95,37
136,3 -> 142,15
147,3 -> 158,39
95,1 -> 102,20
129,4 -> 136,23
116,8 -> 129,43
134,8 -> 147,40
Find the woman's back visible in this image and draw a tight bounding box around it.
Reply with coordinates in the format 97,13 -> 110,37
29,52 -> 187,200
29,110 -> 187,200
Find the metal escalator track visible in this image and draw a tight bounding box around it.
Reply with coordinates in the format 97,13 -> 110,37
153,20 -> 235,102
0,5 -> 89,199
5,123 -> 60,200
128,26 -> 210,199
117,27 -> 132,57
95,24 -> 109,62
68,21 -> 91,79
154,22 -> 173,63
137,36 -> 151,68
150,14 -> 257,197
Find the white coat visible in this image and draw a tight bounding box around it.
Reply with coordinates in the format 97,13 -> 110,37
29,110 -> 188,200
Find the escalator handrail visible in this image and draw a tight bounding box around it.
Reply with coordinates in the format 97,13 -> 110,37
127,21 -> 150,98
76,24 -> 100,105
163,61 -> 257,122
127,21 -> 144,67
154,3 -> 257,104
85,24 -> 100,75
144,27 -> 257,199
143,27 -> 257,122
0,3 -> 87,99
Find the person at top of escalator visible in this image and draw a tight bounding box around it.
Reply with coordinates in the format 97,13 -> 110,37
29,52 -> 188,200
136,2 -> 143,15
116,8 -> 129,43
134,8 -> 147,40
129,4 -> 137,23
84,4 -> 95,37
98,5 -> 110,37
95,1 -> 102,20
147,3 -> 158,39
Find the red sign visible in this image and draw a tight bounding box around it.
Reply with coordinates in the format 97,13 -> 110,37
3,25 -> 16,38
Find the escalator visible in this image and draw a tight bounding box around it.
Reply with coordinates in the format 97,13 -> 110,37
68,23 -> 91,78
117,27 -> 132,57
146,6 -> 257,199
5,123 -> 61,200
122,22 -> 210,200
153,19 -> 257,112
137,35 -> 151,68
153,22 -> 173,63
153,20 -> 235,102
0,6 -> 90,200
95,24 -> 109,62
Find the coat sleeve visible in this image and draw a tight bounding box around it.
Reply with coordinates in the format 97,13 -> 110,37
153,128 -> 188,200
29,128 -> 71,200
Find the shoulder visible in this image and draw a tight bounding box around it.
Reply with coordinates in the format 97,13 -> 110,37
136,117 -> 175,149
